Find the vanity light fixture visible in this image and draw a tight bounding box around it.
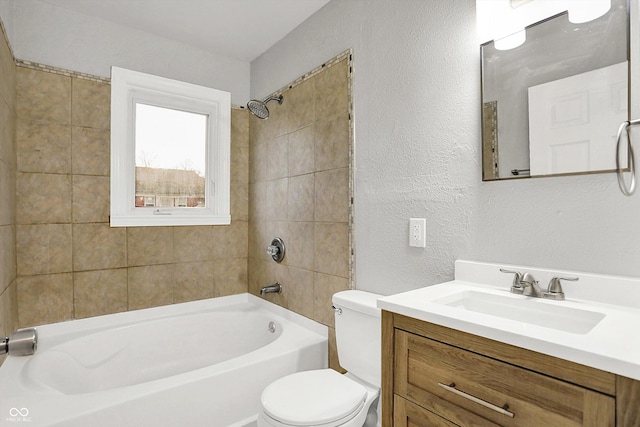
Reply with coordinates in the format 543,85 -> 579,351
476,0 -> 611,50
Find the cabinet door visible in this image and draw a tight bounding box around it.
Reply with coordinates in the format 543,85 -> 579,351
393,395 -> 457,427
394,330 -> 615,427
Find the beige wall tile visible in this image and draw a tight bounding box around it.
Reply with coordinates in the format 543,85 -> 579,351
313,272 -> 349,328
213,220 -> 248,259
250,113 -> 275,147
0,288 -> 7,343
268,135 -> 289,180
174,261 -> 214,303
267,178 -> 288,221
71,127 -> 110,176
2,281 -> 19,333
71,78 -> 110,129
250,141 -> 267,184
73,223 -> 126,271
269,101 -> 288,138
17,273 -> 73,327
127,226 -> 174,266
285,79 -> 315,133
0,159 -> 15,226
231,145 -> 249,221
247,257 -> 267,296
314,222 -> 349,278
231,108 -> 249,148
232,144 -> 249,186
314,113 -> 350,171
249,181 -> 267,222
0,286 -> 9,343
0,225 -> 15,291
289,125 -> 315,177
16,224 -> 72,276
314,59 -> 349,121
0,32 -> 16,111
287,222 -> 315,271
173,226 -> 214,262
213,257 -> 248,297
128,264 -> 174,310
0,98 -> 16,167
17,67 -> 71,124
287,267 -> 314,319
16,119 -> 71,174
315,168 -> 349,223
72,175 -> 110,223
16,172 -> 72,224
231,175 -> 249,222
74,269 -> 127,318
288,174 -> 314,222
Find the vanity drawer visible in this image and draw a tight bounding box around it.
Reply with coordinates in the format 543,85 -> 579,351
394,330 -> 615,427
393,395 -> 458,427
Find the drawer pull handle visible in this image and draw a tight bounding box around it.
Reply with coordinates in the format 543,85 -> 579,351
438,382 -> 515,418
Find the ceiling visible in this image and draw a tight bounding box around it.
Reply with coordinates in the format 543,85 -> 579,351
38,0 -> 330,62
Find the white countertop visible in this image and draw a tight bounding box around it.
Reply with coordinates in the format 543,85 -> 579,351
377,260 -> 640,381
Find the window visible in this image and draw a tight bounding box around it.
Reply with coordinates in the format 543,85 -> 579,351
110,67 -> 231,226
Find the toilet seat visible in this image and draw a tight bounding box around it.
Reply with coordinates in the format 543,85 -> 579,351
260,369 -> 368,427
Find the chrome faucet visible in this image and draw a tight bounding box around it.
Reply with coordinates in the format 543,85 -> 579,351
260,282 -> 282,295
1,327 -> 38,356
500,269 -> 579,301
520,272 -> 544,298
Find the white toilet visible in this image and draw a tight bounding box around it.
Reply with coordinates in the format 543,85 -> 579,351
257,290 -> 382,427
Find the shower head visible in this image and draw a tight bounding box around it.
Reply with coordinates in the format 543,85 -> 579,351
246,94 -> 284,119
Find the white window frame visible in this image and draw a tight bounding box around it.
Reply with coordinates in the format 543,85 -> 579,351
110,67 -> 231,227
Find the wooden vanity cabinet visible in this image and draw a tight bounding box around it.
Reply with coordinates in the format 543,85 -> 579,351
382,311 -> 640,427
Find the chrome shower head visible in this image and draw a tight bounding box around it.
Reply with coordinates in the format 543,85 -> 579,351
246,94 -> 283,119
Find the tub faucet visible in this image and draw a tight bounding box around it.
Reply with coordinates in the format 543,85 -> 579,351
1,327 -> 38,356
260,282 -> 282,295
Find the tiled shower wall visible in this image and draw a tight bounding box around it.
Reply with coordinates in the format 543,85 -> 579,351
0,21 -> 18,359
14,64 -> 249,327
248,53 -> 353,370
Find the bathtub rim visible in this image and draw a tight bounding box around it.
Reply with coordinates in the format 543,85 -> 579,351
27,293 -> 327,349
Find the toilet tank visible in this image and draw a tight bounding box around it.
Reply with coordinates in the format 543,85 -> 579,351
332,290 -> 382,387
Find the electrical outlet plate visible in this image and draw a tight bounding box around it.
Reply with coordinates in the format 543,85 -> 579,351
409,218 -> 426,248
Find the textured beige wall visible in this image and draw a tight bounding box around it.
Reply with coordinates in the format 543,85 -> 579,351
14,65 -> 249,327
248,56 -> 352,371
0,20 -> 18,363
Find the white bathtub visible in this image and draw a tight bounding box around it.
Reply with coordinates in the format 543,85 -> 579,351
0,293 -> 328,426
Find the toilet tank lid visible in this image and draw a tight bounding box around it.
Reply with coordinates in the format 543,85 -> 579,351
332,290 -> 381,318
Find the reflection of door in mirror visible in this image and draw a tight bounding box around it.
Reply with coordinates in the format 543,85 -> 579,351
134,103 -> 207,209
480,0 -> 628,181
528,62 -> 628,176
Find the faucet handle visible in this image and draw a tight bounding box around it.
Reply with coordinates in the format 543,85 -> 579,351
547,276 -> 579,293
500,268 -> 527,294
500,268 -> 523,290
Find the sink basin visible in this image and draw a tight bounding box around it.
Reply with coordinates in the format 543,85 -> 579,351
434,290 -> 606,334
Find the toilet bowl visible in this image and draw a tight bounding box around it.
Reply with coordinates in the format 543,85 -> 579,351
257,290 -> 382,427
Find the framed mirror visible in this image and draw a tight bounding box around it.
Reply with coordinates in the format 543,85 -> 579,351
480,0 -> 629,180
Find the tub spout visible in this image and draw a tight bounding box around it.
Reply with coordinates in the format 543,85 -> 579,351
0,327 -> 38,356
260,282 -> 282,295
